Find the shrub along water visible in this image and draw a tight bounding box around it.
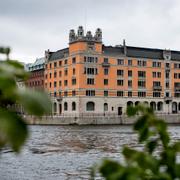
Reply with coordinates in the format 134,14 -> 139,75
0,47 -> 51,152
91,105 -> 180,179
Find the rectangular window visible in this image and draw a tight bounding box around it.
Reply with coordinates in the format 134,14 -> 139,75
152,61 -> 161,68
128,80 -> 132,87
104,58 -> 108,63
72,57 -> 76,64
104,91 -> 108,97
64,91 -> 68,96
54,72 -> 57,78
117,59 -> 124,65
157,62 -> 161,67
50,63 -> 52,68
85,56 -> 98,63
64,69 -> 68,76
153,92 -> 161,97
117,80 -> 124,86
138,91 -> 146,97
174,82 -> 180,88
54,81 -> 56,88
59,71 -> 62,77
59,81 -> 62,86
138,60 -> 146,66
72,90 -> 76,96
152,72 -> 156,78
104,79 -> 108,85
64,59 -> 68,65
87,78 -> 95,85
153,81 -> 161,87
64,80 -> 68,86
166,72 -> 169,79
49,73 -> 52,78
152,62 -> 156,67
84,68 -> 98,75
59,61 -> 62,66
86,90 -> 95,96
104,68 -> 109,75
73,68 -> 76,75
157,72 -> 161,78
174,63 -> 178,69
117,91 -> 124,97
174,73 -> 178,79
54,62 -> 57,68
138,80 -> 146,88
166,63 -> 170,68
166,82 -> 169,88
128,91 -> 132,97
128,60 -> 132,66
117,70 -> 124,76
128,70 -> 132,77
72,78 -> 76,85
138,71 -> 146,78
84,56 -> 86,62
49,82 -> 51,88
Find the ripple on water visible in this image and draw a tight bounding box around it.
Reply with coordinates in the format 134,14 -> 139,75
0,125 -> 179,180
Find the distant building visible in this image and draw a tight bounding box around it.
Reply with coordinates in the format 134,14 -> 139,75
26,57 -> 45,90
44,26 -> 180,116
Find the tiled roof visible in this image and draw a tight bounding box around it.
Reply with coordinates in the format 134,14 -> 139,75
47,45 -> 180,61
28,57 -> 45,71
103,45 -> 180,61
49,48 -> 69,61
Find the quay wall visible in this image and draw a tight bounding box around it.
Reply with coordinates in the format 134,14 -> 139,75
26,114 -> 180,125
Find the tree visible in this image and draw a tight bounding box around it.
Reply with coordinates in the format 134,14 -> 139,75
0,47 -> 51,152
92,105 -> 180,179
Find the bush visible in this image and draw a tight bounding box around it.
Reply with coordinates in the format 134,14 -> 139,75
92,105 -> 180,179
0,47 -> 51,152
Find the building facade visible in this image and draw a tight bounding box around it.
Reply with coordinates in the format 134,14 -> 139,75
26,57 -> 45,90
44,26 -> 180,116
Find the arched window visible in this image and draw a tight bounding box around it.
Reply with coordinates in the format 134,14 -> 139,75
150,102 -> 156,111
72,102 -> 76,111
104,103 -> 108,111
86,102 -> 95,111
54,102 -> 57,114
157,102 -> 163,111
64,102 -> 68,111
135,101 -> 140,106
172,102 -> 177,114
127,101 -> 133,107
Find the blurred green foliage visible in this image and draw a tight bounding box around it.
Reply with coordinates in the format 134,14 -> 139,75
0,47 -> 51,152
92,105 -> 180,179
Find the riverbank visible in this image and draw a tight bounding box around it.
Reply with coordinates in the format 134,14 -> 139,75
25,114 -> 180,125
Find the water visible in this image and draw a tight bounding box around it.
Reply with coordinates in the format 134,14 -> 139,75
0,125 -> 180,180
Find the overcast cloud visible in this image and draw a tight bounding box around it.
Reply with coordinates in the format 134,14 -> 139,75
1,0 -> 180,63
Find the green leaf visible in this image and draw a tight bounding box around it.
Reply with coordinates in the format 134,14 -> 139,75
126,106 -> 137,117
0,108 -> 28,152
100,159 -> 123,179
17,88 -> 52,116
139,125 -> 149,142
175,164 -> 180,178
134,115 -> 148,131
146,139 -> 158,154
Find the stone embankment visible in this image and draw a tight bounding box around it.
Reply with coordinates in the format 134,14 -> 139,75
25,114 -> 180,125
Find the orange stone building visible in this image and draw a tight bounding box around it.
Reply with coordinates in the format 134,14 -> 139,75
44,26 -> 180,116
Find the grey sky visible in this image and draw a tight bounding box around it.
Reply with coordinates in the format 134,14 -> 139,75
1,0 -> 180,63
